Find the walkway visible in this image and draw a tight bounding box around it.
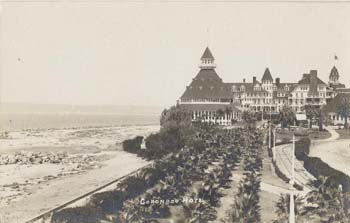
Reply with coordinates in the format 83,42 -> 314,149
274,126 -> 342,195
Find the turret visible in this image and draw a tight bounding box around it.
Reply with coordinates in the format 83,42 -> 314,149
199,47 -> 216,69
329,66 -> 340,85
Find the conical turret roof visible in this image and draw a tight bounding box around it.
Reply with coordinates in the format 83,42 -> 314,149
201,47 -> 214,60
262,68 -> 273,81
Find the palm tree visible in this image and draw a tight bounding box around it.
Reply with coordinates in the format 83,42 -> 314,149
273,193 -> 303,223
337,96 -> 350,129
304,177 -> 350,222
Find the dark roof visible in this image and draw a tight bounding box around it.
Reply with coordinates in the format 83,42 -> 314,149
180,69 -> 231,100
180,103 -> 241,112
324,93 -> 350,113
226,82 -> 268,94
201,47 -> 214,60
298,72 -> 326,85
330,66 -> 339,78
262,68 -> 273,81
275,83 -> 296,92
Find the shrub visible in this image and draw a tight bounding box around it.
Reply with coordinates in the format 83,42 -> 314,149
118,175 -> 148,198
295,137 -> 311,161
272,160 -> 303,191
122,136 -> 144,154
193,139 -> 206,153
304,157 -> 350,192
89,190 -> 126,214
51,206 -> 102,223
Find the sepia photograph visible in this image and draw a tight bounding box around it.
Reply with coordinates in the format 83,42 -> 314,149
1,1 -> 350,222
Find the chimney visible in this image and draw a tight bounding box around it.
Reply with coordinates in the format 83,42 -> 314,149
310,70 -> 317,79
253,76 -> 257,84
303,73 -> 308,79
243,78 -> 246,83
309,70 -> 318,96
275,78 -> 280,85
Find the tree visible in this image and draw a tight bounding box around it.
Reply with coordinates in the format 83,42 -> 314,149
305,105 -> 324,130
160,105 -> 192,130
242,110 -> 256,124
304,177 -> 350,222
215,109 -> 225,124
225,106 -> 233,122
160,105 -> 196,148
273,194 -> 303,223
337,96 -> 350,129
279,105 -> 295,129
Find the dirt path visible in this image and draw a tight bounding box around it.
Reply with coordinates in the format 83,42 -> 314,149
212,160 -> 244,223
0,151 -> 149,223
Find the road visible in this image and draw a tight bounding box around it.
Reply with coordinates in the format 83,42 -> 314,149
275,143 -> 314,193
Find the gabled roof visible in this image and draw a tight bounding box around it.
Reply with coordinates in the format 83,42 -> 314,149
262,68 -> 273,81
201,47 -> 214,60
180,69 -> 231,100
324,93 -> 350,113
226,82 -> 270,94
298,73 -> 326,85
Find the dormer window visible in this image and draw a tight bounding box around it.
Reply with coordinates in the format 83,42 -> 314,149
240,86 -> 245,91
231,85 -> 237,92
284,85 -> 289,91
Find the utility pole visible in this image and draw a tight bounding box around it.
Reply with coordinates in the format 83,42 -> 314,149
273,127 -> 276,161
289,134 -> 296,223
269,122 -> 271,149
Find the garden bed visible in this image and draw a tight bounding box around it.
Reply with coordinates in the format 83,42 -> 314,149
50,127 -> 265,223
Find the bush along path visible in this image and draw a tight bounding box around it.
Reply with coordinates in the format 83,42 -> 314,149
51,126 -> 268,223
111,128 -> 247,223
50,126 -> 268,223
227,129 -> 264,223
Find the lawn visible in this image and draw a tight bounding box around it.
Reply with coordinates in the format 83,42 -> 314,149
276,128 -> 331,143
335,128 -> 350,140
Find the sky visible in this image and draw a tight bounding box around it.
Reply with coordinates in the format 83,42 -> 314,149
1,1 -> 350,108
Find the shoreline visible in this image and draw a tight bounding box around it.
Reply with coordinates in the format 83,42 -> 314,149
309,139 -> 350,177
0,124 -> 159,223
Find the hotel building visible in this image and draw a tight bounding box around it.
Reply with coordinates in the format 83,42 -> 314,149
178,47 -> 348,125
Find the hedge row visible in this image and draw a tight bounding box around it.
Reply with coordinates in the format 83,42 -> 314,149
122,127 -> 191,160
295,137 -> 311,161
272,160 -> 303,191
304,157 -> 350,192
293,137 -> 350,192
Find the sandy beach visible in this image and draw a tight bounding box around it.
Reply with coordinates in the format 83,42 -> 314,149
0,125 -> 159,223
309,139 -> 350,176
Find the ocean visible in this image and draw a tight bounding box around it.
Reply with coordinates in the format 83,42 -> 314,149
0,113 -> 160,132
0,104 -> 162,151
0,104 -> 163,131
